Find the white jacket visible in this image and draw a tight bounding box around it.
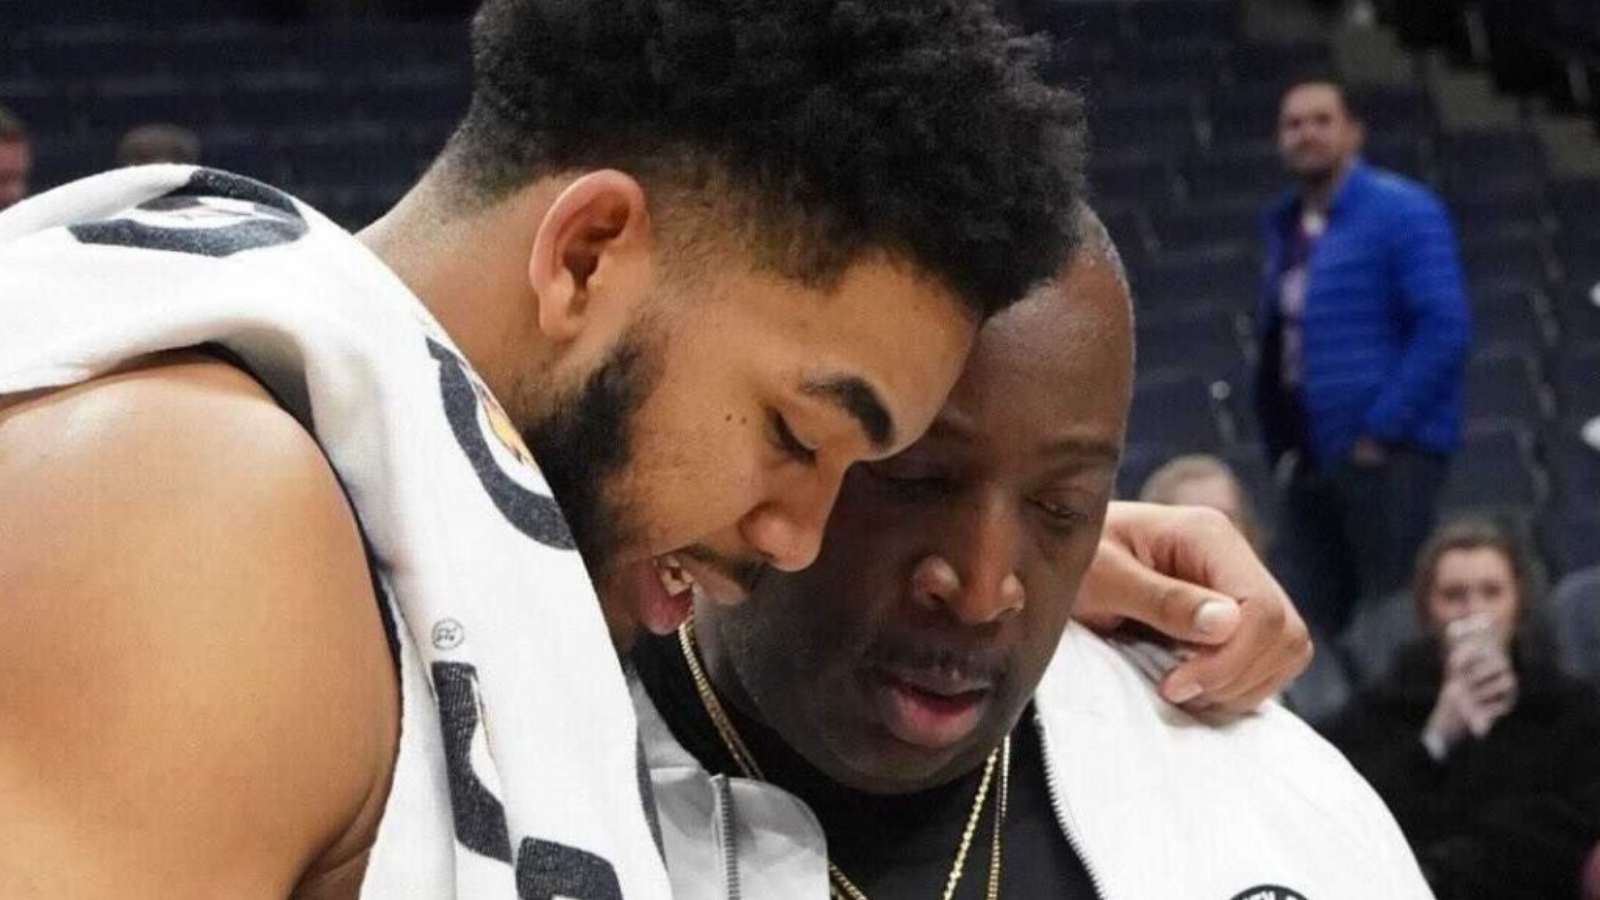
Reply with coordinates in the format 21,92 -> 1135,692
0,167 -> 674,899
635,622 -> 1435,899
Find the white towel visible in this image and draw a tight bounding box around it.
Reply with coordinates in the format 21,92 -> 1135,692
0,165 -> 673,900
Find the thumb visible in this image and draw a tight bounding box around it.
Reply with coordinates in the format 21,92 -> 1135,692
1077,538 -> 1243,645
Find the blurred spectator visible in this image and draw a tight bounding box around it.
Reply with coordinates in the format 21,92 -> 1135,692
116,124 -> 202,167
1549,564 -> 1600,690
1255,79 -> 1471,641
1325,517 -> 1600,900
1585,415 -> 1600,452
0,104 -> 31,211
1138,454 -> 1265,551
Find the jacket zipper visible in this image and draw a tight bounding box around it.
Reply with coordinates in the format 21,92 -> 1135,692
712,775 -> 743,900
1033,717 -> 1108,900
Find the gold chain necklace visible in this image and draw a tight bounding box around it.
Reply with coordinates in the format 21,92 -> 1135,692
677,618 -> 1009,900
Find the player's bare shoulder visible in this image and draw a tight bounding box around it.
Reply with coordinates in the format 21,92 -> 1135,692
0,352 -> 398,899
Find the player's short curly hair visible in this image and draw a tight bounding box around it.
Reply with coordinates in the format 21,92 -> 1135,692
442,0 -> 1086,318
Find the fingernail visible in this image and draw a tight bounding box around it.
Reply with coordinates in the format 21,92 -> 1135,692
1167,680 -> 1203,704
1193,599 -> 1238,637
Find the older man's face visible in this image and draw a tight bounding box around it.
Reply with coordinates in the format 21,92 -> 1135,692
697,246 -> 1133,794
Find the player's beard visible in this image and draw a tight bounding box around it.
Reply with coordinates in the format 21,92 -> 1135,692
521,324 -> 663,580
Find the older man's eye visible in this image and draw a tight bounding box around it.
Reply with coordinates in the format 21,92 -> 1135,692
1031,496 -> 1089,529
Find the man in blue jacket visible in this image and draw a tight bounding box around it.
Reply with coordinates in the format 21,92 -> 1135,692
1256,79 -> 1471,642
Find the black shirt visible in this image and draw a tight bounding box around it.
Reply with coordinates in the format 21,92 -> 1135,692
632,633 -> 1101,899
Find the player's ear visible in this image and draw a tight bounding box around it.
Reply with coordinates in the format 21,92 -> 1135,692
527,169 -> 654,345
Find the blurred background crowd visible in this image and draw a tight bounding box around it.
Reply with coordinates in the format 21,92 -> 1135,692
2,0 -> 1597,896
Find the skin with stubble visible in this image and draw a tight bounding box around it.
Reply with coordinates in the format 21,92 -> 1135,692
694,226 -> 1135,793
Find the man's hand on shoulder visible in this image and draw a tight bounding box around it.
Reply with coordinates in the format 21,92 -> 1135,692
1074,501 -> 1313,715
0,355 -> 397,899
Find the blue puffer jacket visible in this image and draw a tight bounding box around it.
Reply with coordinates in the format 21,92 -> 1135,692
1255,161 -> 1472,466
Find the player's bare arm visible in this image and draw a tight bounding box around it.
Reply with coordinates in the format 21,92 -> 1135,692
0,354 -> 398,899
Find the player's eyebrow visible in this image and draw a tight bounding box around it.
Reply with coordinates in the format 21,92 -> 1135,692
801,375 -> 894,450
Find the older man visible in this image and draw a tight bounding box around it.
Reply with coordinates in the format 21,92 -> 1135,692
633,210 -> 1430,899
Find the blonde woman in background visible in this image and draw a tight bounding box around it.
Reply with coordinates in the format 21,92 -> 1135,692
1139,454 -> 1266,552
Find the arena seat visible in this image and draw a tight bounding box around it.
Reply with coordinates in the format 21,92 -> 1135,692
1551,344 -> 1600,424
1149,198 -> 1262,256
1222,41 -> 1334,88
1131,251 -> 1261,322
1539,505 -> 1600,577
1091,90 -> 1201,156
1552,278 -> 1600,345
1127,0 -> 1237,44
1470,282 -> 1551,355
1440,424 -> 1543,512
1136,308 -> 1246,378
1127,370 -> 1226,451
1090,153 -> 1176,206
1183,143 -> 1283,204
1464,348 -> 1548,426
1549,177 -> 1600,236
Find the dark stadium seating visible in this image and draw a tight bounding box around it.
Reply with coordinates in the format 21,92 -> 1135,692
1221,41 -> 1334,88
1183,143 -> 1283,204
1440,424 -> 1543,513
3,0 -> 1586,580
1549,177 -> 1600,237
1102,40 -> 1221,94
5,5 -> 470,229
1362,134 -> 1430,181
1551,344 -> 1600,425
1552,280 -> 1600,346
1462,232 -> 1551,291
1126,0 -> 1236,44
1131,250 -> 1261,322
1348,85 -> 1434,134
1465,349 -> 1548,426
1092,91 -> 1201,157
1136,308 -> 1247,378
1390,0 -> 1600,130
1470,282 -> 1550,355
1207,83 -> 1289,147
1150,198 -> 1262,256
1539,505 -> 1600,578
1090,153 -> 1176,207
1448,186 -> 1546,246
1127,370 -> 1226,451
1545,430 -> 1600,503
